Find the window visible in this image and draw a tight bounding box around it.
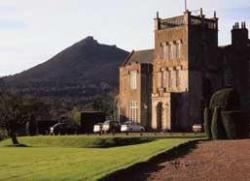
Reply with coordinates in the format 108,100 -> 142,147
176,69 -> 180,88
158,71 -> 163,88
176,41 -> 182,59
130,71 -> 137,90
163,43 -> 170,59
160,44 -> 164,59
168,70 -> 172,90
170,43 -> 176,59
167,40 -> 182,59
130,101 -> 138,122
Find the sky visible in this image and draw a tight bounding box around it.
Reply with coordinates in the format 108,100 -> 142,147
0,0 -> 249,76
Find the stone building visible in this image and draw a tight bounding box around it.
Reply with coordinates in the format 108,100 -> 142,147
119,9 -> 250,131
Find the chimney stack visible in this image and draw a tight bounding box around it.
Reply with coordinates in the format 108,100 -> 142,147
231,21 -> 248,46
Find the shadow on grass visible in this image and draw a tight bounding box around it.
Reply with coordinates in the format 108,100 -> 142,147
93,137 -> 156,148
100,140 -> 202,181
4,144 -> 30,148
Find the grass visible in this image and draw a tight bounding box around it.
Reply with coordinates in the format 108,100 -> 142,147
0,135 -> 155,148
0,136 -> 199,180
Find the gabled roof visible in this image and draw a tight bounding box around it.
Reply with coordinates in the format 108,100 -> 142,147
122,49 -> 154,66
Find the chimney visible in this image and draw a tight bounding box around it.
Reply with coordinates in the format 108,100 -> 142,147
154,11 -> 160,30
231,22 -> 248,46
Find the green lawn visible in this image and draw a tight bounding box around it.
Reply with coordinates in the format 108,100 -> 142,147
0,135 -> 155,148
0,136 -> 195,181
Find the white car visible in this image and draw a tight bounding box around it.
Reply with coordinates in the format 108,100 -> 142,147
192,124 -> 202,133
102,121 -> 120,133
93,123 -> 103,133
102,121 -> 111,133
121,121 -> 145,132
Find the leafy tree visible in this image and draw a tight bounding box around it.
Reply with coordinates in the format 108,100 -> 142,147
92,95 -> 113,114
25,97 -> 49,136
71,106 -> 81,125
0,91 -> 29,144
0,80 -> 48,144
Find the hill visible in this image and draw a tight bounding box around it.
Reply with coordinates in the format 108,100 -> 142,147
4,36 -> 129,105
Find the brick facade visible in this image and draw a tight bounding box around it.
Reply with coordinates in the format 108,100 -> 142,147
119,9 -> 250,131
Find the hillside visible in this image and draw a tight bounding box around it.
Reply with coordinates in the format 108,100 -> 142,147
4,36 -> 129,104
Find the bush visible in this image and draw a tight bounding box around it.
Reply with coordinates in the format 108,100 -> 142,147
206,88 -> 248,140
211,107 -> 226,139
27,119 -> 38,136
222,111 -> 249,139
209,88 -> 240,111
204,107 -> 212,139
0,129 -> 8,141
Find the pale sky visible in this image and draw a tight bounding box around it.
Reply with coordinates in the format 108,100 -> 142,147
0,0 -> 249,76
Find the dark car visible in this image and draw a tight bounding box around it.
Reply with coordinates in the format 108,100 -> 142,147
50,122 -> 80,135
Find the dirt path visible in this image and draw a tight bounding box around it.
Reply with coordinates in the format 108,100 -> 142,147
103,139 -> 250,181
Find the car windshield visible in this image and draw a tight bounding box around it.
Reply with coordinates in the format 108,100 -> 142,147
123,121 -> 132,125
53,123 -> 64,127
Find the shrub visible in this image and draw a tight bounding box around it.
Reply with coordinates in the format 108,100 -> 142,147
27,119 -> 38,136
0,129 -> 8,141
204,107 -> 212,139
222,111 -> 249,139
211,107 -> 226,139
209,88 -> 240,111
207,88 -> 247,140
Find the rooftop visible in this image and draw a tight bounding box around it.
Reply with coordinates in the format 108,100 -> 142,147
122,49 -> 154,66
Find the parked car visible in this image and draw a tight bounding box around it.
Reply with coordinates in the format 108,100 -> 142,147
93,123 -> 103,134
102,121 -> 120,133
120,121 -> 145,133
50,122 -> 80,135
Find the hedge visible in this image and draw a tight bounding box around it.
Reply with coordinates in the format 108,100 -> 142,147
204,107 -> 212,139
211,107 -> 226,139
222,111 -> 249,139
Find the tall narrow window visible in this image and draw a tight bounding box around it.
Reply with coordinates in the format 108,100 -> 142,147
170,43 -> 176,59
160,44 -> 164,59
176,69 -> 180,89
176,41 -> 182,59
168,44 -> 171,59
130,100 -> 138,122
168,70 -> 172,90
163,70 -> 168,88
158,71 -> 163,88
163,43 -> 169,59
130,71 -> 137,90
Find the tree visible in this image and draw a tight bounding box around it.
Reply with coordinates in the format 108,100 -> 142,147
0,80 -> 48,144
0,91 -> 29,144
25,97 -> 49,136
91,92 -> 114,115
71,106 -> 81,125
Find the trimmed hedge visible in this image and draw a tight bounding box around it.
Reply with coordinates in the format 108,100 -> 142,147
209,88 -> 240,111
205,88 -> 249,139
211,107 -> 226,139
204,107 -> 212,139
222,111 -> 249,139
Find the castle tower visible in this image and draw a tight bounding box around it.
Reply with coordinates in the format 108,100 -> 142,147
151,9 -> 221,131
